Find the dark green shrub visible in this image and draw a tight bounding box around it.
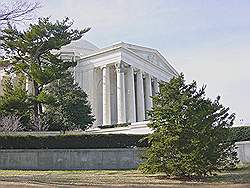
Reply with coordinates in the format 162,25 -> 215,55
43,72 -> 95,131
0,134 -> 147,149
140,74 -> 238,178
98,123 -> 131,129
0,126 -> 248,150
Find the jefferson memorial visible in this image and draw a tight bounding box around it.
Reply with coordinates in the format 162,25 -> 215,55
60,40 -> 178,133
0,39 -> 178,134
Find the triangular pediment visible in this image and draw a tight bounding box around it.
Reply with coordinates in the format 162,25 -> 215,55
123,43 -> 178,76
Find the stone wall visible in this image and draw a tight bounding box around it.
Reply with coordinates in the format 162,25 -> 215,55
0,141 -> 249,170
237,141 -> 250,164
0,148 -> 143,170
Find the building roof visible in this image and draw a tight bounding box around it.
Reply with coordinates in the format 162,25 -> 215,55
59,40 -> 178,76
79,41 -> 178,76
61,39 -> 99,56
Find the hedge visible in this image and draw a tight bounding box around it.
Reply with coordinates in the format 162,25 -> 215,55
0,126 -> 249,149
0,134 -> 147,149
98,123 -> 131,129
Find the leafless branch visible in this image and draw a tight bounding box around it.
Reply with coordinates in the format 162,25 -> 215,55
0,115 -> 23,132
0,0 -> 41,27
32,116 -> 50,131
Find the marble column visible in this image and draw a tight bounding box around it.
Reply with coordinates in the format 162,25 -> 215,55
153,78 -> 160,95
26,77 -> 33,94
127,66 -> 136,123
116,62 -> 126,124
102,66 -> 111,125
80,71 -> 84,89
0,77 -> 3,96
145,74 -> 153,118
136,70 -> 145,122
12,76 -> 18,86
95,68 -> 103,126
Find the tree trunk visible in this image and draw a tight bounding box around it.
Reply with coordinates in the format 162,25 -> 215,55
33,80 -> 40,129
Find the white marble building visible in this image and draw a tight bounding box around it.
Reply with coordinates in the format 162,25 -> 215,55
60,40 -> 178,129
0,39 -> 178,133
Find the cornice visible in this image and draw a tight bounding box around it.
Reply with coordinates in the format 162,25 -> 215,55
121,47 -> 176,77
78,43 -> 178,77
80,45 -> 122,60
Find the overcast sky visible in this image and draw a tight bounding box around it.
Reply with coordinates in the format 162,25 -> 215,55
15,0 -> 250,124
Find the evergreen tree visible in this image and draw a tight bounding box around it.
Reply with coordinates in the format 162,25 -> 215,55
43,72 -> 95,131
0,74 -> 32,129
139,74 -> 238,178
0,17 -> 90,126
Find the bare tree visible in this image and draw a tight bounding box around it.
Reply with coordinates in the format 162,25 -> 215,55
31,116 -> 50,131
0,1 -> 40,55
0,0 -> 40,27
0,115 -> 23,132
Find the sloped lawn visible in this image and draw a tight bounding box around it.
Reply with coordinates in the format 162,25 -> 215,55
0,167 -> 249,187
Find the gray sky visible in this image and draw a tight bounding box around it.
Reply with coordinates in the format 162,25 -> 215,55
16,0 -> 250,124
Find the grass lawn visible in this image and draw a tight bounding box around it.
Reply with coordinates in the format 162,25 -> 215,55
0,166 -> 249,188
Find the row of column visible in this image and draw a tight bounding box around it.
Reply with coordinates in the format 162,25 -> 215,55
0,75 -> 34,96
102,62 -> 159,125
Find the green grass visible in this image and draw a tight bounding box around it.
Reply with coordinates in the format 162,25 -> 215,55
207,165 -> 250,184
0,167 -> 249,187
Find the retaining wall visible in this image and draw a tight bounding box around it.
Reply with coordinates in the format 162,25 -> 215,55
0,141 -> 249,170
0,148 -> 143,170
237,141 -> 250,164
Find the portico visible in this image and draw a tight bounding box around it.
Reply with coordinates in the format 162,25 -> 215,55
99,62 -> 158,125
60,40 -> 178,127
